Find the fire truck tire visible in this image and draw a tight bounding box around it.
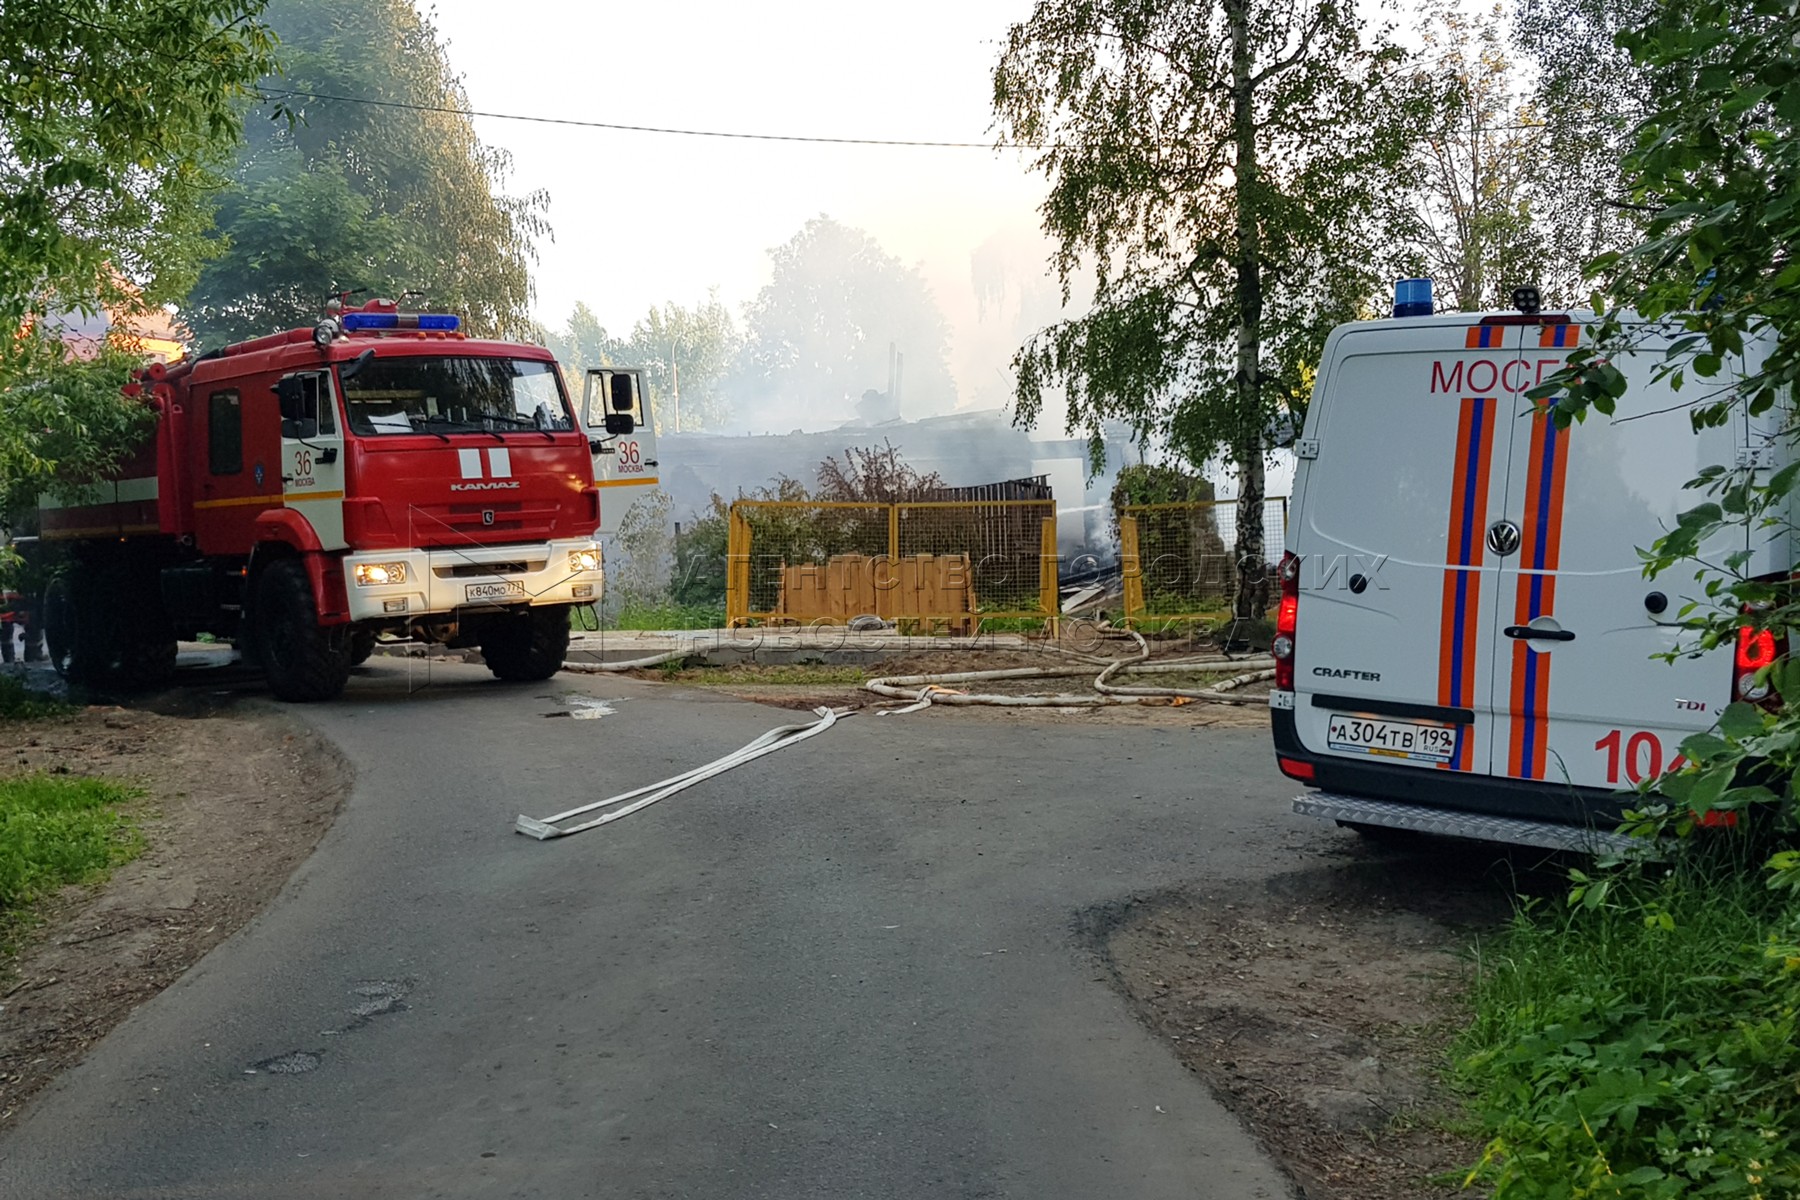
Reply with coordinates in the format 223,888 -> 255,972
254,559 -> 352,702
42,575 -> 112,685
116,625 -> 178,690
480,606 -> 571,682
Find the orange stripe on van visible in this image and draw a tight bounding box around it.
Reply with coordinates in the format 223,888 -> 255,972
1506,409 -> 1574,779
1538,323 -> 1581,349
1437,396 -> 1496,772
1465,326 -> 1503,349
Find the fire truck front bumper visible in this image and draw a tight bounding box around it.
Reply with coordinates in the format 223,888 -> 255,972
342,539 -> 603,622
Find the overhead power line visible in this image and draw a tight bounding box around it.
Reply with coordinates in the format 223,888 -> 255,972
258,88 -> 1031,149
258,87 -> 1548,149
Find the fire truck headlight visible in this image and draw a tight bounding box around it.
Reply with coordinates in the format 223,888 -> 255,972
313,319 -> 340,347
353,562 -> 408,586
567,549 -> 601,574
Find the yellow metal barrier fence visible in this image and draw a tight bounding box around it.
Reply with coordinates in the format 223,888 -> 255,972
1119,497 -> 1288,627
726,498 -> 1059,632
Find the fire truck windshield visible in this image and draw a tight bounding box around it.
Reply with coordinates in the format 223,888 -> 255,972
339,356 -> 573,436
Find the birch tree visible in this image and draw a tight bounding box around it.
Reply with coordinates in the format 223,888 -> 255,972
1397,1 -> 1551,310
993,0 -> 1420,619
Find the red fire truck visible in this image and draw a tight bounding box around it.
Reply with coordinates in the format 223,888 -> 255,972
34,300 -> 623,702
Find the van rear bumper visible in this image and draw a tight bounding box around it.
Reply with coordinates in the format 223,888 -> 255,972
1272,708 -> 1632,826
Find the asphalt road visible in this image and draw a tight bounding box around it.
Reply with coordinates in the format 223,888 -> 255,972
1,660 -> 1325,1199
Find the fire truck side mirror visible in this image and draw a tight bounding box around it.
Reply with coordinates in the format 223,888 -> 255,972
609,373 -> 636,413
275,376 -> 307,421
275,376 -> 318,439
602,372 -> 636,434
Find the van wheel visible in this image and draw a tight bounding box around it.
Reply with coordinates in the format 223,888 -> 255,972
480,606 -> 571,682
348,629 -> 377,666
254,559 -> 352,702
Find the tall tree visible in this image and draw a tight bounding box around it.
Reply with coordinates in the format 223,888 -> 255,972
0,0 -> 275,341
1512,0 -> 1662,299
539,302 -> 622,386
620,293 -> 739,433
1396,1 -> 1552,311
184,0 -> 547,345
737,217 -> 955,426
992,0 -> 1420,619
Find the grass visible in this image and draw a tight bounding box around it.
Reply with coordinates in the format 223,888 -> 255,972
650,663 -> 868,687
1456,848 -> 1800,1199
0,675 -> 74,721
580,601 -> 727,631
0,773 -> 144,916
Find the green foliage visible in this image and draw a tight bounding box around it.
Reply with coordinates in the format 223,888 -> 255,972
1524,1 -> 1800,873
738,216 -> 955,422
673,496 -> 730,611
0,774 -> 143,913
1513,0 -> 1662,299
0,344 -> 156,530
0,1 -> 276,337
992,0 -> 1425,616
625,293 -> 739,433
541,293 -> 740,432
1395,0 -> 1554,310
600,602 -> 726,632
1458,864 -> 1800,1198
0,676 -> 74,722
1109,464 -> 1215,514
608,490 -> 675,609
185,0 -> 547,345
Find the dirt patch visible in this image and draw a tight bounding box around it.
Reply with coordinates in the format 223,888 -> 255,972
0,699 -> 349,1127
1098,839 -> 1566,1199
637,648 -> 1274,728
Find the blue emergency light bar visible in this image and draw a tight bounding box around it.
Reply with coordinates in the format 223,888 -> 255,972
1393,278 -> 1433,318
342,312 -> 462,332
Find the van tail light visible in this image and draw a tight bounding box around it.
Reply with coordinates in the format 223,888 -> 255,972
1733,615 -> 1785,708
1277,756 -> 1314,781
1273,551 -> 1299,691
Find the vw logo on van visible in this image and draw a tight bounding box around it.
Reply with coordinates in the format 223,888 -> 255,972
1486,520 -> 1522,556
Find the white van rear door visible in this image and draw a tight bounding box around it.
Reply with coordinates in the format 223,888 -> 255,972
1291,320 -> 1526,775
1488,323 -> 1741,790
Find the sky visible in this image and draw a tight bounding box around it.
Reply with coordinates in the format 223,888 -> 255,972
425,0 -> 1061,417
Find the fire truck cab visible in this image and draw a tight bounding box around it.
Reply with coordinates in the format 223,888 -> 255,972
36,301 -> 606,702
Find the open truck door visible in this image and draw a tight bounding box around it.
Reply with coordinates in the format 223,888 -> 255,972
583,367 -> 659,537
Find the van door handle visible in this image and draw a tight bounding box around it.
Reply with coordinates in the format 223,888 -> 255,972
1505,626 -> 1576,642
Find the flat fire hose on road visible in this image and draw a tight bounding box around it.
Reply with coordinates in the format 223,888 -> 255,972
515,706 -> 845,839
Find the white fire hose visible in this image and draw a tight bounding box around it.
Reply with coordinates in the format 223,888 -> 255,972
516,706 -> 844,839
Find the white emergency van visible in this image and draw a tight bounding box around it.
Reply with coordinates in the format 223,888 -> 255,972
1273,288 -> 1783,851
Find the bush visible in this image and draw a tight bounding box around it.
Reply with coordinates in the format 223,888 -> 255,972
1458,857 -> 1800,1199
0,773 -> 142,912
0,675 -> 73,721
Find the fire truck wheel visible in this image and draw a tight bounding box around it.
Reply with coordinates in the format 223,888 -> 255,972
116,626 -> 178,690
348,629 -> 377,667
479,606 -> 571,682
254,559 -> 352,702
41,576 -> 111,684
